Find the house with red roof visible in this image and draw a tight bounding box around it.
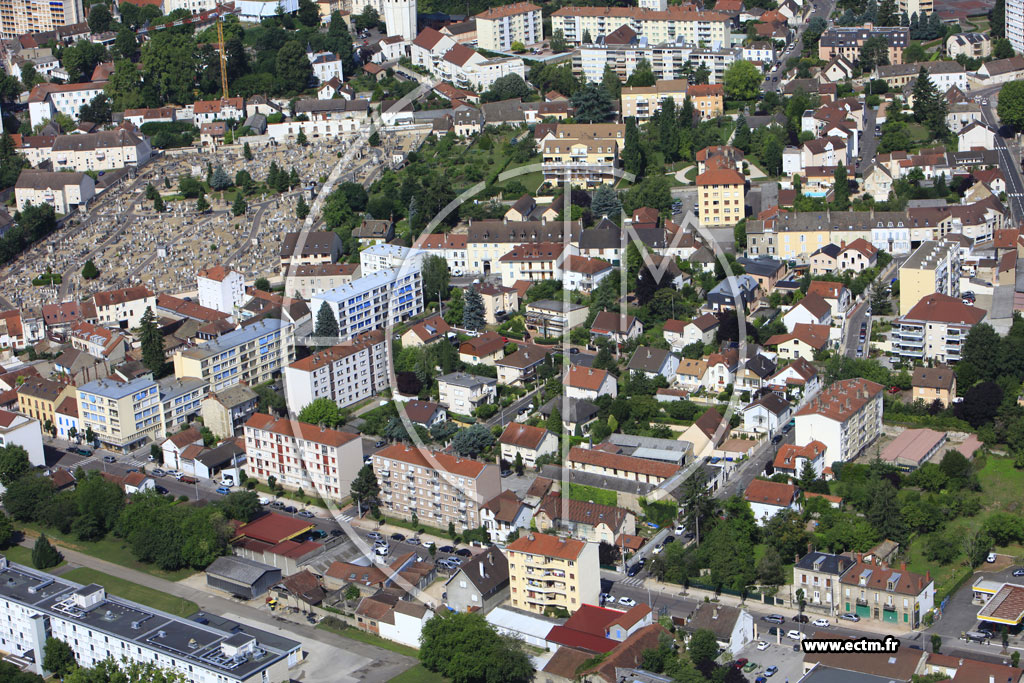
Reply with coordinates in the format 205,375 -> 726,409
590,311 -> 643,344
499,422 -> 557,468
782,293 -> 833,331
765,322 -> 833,362
744,479 -> 799,525
546,603 -> 653,653
837,238 -> 878,272
773,440 -> 827,479
565,365 -> 617,400
807,280 -> 852,320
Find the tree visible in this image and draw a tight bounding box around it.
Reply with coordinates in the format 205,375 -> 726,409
0,445 -> 31,486
462,287 -> 485,330
350,464 -> 380,515
756,545 -> 786,586
451,424 -> 494,458
761,134 -> 784,177
955,380 -> 1002,427
327,12 -> 356,75
420,611 -> 534,683
550,29 -> 567,53
43,637 -> 76,678
277,40 -> 313,91
296,129 -> 308,146
210,166 -> 232,191
859,35 -> 891,71
994,37 -> 1015,59
81,259 -> 99,279
243,141 -> 253,161
32,534 -> 62,569
912,68 -> 947,138
687,629 -> 719,668
298,398 -> 343,427
482,74 -> 532,103
196,195 -> 210,213
833,162 -> 850,210
733,114 -> 751,153
141,31 -> 196,107
20,63 -> 41,90
626,59 -> 656,87
232,193 -> 247,217
79,93 -> 111,124
571,82 -> 613,123
421,254 -> 450,305
297,0 -> 320,25
368,131 -> 381,146
137,307 -> 165,376
999,80 -> 1024,132
0,512 -> 13,548
601,64 -> 621,100
723,60 -> 761,101
152,194 -> 164,212
877,0 -> 897,25
314,301 -> 339,343
296,194 -> 310,220
254,277 -> 271,292
592,184 -> 622,220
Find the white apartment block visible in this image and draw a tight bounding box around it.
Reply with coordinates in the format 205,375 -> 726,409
77,377 -> 162,451
283,328 -> 387,412
0,558 -> 302,681
0,0 -> 84,40
173,319 -> 295,393
411,28 -> 526,91
244,413 -> 363,500
282,263 -> 359,300
158,377 -> 209,435
311,268 -> 423,341
14,169 -> 95,215
552,7 -> 729,48
575,43 -> 736,84
475,2 -> 543,52
28,82 -> 105,129
50,128 -> 152,172
359,243 -> 426,275
383,0 -> 417,41
372,443 -> 502,532
265,117 -> 364,143
163,0 -> 217,13
0,409 -> 44,467
794,378 -> 884,468
92,286 -> 156,329
197,266 -> 246,316
413,233 -> 468,273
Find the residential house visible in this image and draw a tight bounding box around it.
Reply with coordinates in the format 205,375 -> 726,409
782,294 -> 833,331
480,490 -> 532,544
15,169 -> 95,214
792,551 -> 856,615
496,345 -> 549,386
626,347 -> 680,381
566,446 -> 679,485
446,548 -> 510,614
765,323 -> 832,362
676,603 -> 755,657
437,372 -> 497,412
534,493 -> 636,544
744,479 -> 800,526
565,365 -> 617,400
911,366 -> 957,408
663,314 -> 720,352
525,300 -> 588,337
839,555 -> 934,628
459,331 -> 506,366
741,391 -> 792,435
807,280 -> 851,320
400,315 -> 451,348
591,311 -> 643,345
773,440 -> 826,480
707,275 -> 759,312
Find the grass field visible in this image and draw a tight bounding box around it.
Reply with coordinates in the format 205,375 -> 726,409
61,568 -> 199,617
317,621 -> 420,657
388,665 -> 446,683
2,544 -> 64,569
19,524 -> 195,582
567,482 -> 617,507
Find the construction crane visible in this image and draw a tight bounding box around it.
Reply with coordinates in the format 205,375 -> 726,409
217,18 -> 229,99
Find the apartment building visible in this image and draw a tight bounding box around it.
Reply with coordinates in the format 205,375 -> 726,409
899,0 -> 933,17
498,241 -> 571,286
310,268 -> 423,341
76,377 -> 163,451
475,2 -> 542,52
744,209 -> 924,261
551,6 -> 730,48
50,127 -> 153,172
0,558 -> 302,680
92,286 -> 156,329
173,318 -> 296,393
1007,0 -> 1024,54
0,409 -> 44,466
201,384 -> 259,438
197,265 -> 246,315
16,376 -> 72,427
371,443 -> 502,532
192,97 -> 245,125
575,40 -> 737,85
282,263 -> 360,300
359,243 -> 425,275
0,0 -> 83,38
14,169 -> 94,215
280,230 -> 343,274
283,328 -> 387,411
792,551 -> 856,616
414,233 -> 468,274
794,378 -> 884,468
506,532 -> 600,615
947,32 -> 991,59
28,81 -> 105,129
541,136 -> 619,187
697,166 -> 745,227
437,372 -> 498,412
465,219 -> 581,275
892,293 -> 986,363
818,26 -> 909,65
620,79 -> 688,121
898,240 -> 961,315
839,554 -> 935,628
157,376 -> 209,435
244,413 -> 363,500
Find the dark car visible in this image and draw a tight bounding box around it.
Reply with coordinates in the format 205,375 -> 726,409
391,533 -> 406,542
330,529 -> 344,537
283,505 -> 298,513
627,563 -> 643,577
155,485 -> 168,494
663,536 -> 675,544
69,446 -> 92,456
1013,568 -> 1024,577
439,545 -> 456,553
455,548 -> 472,557
793,614 -> 809,623
772,434 -> 783,444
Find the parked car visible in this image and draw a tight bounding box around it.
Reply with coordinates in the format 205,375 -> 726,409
374,440 -> 386,448
151,468 -> 166,477
674,525 -> 686,535
391,533 -> 406,542
215,486 -> 231,495
618,597 -> 637,607
259,497 -> 271,505
840,613 -> 860,622
155,486 -> 168,494
600,592 -> 612,604
627,563 -> 643,576
792,614 -> 809,623
765,665 -> 779,677
757,641 -> 770,651
439,545 -> 456,553
812,618 -> 830,627
297,510 -> 314,519
330,529 -> 344,537
455,548 -> 472,557
179,475 -> 197,484
1012,568 -> 1024,577
283,506 -> 297,513
787,630 -> 805,640
733,658 -> 748,669
762,614 -> 785,624
69,446 -> 92,456
270,501 -> 285,509
367,532 -> 384,540
374,545 -> 389,556
988,552 -> 997,563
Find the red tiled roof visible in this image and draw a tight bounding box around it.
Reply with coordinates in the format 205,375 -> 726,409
243,413 -> 360,448
233,512 -> 315,545
796,378 -> 884,422
375,443 -> 489,478
507,531 -> 586,560
565,365 -> 612,391
499,422 -> 549,449
744,479 -> 797,506
567,446 -> 679,478
901,293 -> 986,325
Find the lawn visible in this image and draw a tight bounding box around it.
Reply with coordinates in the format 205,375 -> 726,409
567,483 -> 617,507
2,543 -> 64,569
18,524 -> 195,582
389,665 -> 445,683
61,568 -> 199,617
317,620 -> 420,657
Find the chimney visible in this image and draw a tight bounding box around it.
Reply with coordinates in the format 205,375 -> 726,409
900,561 -> 906,571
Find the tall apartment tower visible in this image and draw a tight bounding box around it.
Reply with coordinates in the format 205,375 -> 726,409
383,0 -> 416,41
1008,0 -> 1024,54
0,0 -> 84,39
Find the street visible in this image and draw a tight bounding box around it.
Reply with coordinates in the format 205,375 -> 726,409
979,86 -> 1024,223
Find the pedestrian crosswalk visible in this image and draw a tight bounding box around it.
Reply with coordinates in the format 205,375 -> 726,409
337,513 -> 355,523
619,576 -> 645,587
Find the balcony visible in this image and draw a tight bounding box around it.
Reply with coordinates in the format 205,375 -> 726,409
856,597 -> 869,606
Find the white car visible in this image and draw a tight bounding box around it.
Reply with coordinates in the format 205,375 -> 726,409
787,630 -> 805,640
652,545 -> 664,555
756,641 -> 770,651
988,552 -> 997,563
812,618 -> 830,628
674,525 -> 686,536
258,497 -> 270,505
618,597 -> 637,607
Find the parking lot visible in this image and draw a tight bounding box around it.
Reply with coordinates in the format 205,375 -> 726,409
733,635 -> 806,682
